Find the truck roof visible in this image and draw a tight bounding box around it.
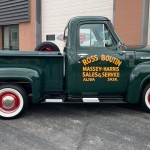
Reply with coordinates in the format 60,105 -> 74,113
69,16 -> 110,22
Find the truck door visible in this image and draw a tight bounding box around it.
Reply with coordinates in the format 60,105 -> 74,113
76,22 -> 129,96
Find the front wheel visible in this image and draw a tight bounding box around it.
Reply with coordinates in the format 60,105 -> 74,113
0,85 -> 28,119
141,84 -> 150,112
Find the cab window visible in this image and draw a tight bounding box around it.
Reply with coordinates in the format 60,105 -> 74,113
79,24 -> 115,48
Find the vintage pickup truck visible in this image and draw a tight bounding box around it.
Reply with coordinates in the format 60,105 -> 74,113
1,16 -> 150,119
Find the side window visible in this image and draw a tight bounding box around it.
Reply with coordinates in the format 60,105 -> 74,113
79,24 -> 115,48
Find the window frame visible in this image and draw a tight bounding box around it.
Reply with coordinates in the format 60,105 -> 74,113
77,22 -> 118,50
2,25 -> 19,50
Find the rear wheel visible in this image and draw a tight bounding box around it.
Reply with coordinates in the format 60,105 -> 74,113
0,85 -> 28,119
141,84 -> 150,112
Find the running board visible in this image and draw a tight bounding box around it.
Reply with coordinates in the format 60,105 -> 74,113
68,97 -> 125,103
43,97 -> 126,104
44,99 -> 63,103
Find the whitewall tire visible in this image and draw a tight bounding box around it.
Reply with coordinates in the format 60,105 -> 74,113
0,85 -> 28,119
141,84 -> 150,112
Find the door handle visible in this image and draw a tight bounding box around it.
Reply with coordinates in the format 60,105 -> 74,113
77,53 -> 89,63
77,53 -> 89,58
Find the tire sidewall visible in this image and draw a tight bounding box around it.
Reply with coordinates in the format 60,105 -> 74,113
35,42 -> 60,52
141,84 -> 150,112
0,85 -> 28,119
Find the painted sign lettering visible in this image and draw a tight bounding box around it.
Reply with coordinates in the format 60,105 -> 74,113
82,54 -> 122,82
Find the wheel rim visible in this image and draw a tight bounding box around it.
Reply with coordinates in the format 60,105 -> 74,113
145,88 -> 150,109
148,93 -> 150,104
0,88 -> 24,118
0,92 -> 20,113
40,46 -> 55,51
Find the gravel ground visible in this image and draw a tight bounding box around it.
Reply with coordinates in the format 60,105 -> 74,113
0,103 -> 150,150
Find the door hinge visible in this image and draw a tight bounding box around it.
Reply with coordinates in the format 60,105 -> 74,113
129,55 -> 135,67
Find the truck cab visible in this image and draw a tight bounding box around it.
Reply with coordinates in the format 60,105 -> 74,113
64,17 -> 132,101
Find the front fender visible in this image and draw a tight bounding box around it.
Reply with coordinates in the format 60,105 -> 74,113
0,68 -> 41,103
127,61 -> 150,104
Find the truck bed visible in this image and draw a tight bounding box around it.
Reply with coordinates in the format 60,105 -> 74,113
0,50 -> 64,92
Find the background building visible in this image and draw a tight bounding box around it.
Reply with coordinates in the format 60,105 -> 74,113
0,0 -> 149,51
0,0 -> 40,51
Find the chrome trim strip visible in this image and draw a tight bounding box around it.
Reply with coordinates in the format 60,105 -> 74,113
83,98 -> 99,102
45,99 -> 63,103
141,57 -> 150,59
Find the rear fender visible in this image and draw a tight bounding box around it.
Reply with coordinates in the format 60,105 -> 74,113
0,68 -> 41,103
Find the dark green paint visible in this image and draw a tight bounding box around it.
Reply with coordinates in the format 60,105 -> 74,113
65,17 -> 150,103
0,68 -> 41,102
0,51 -> 63,103
1,17 -> 150,104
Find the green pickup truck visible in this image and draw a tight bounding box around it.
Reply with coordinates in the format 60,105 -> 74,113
1,16 -> 150,119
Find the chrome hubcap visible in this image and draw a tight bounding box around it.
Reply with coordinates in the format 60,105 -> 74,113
2,96 -> 15,109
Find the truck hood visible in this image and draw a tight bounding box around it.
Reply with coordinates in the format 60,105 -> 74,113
127,46 -> 150,64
